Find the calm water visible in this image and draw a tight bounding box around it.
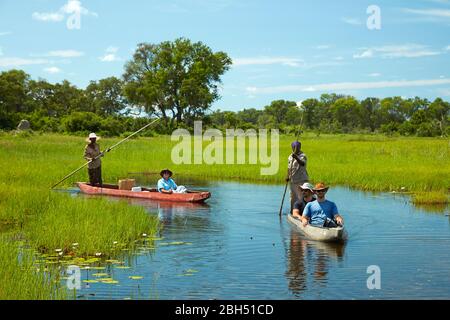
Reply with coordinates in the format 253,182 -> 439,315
73,179 -> 450,300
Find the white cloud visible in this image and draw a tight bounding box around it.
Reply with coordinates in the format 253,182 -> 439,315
445,45 -> 450,51
0,31 -> 12,36
32,1 -> 98,23
47,50 -> 84,58
44,66 -> 61,74
353,49 -> 374,59
341,17 -> 363,25
0,47 -> 2,56
233,56 -> 304,67
0,57 -> 48,67
353,44 -> 441,59
99,47 -> 120,62
32,12 -> 64,22
315,45 -> 331,50
368,73 -> 381,77
106,46 -> 119,53
245,78 -> 450,95
403,8 -> 450,19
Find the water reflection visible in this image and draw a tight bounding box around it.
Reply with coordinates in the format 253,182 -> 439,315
286,229 -> 346,297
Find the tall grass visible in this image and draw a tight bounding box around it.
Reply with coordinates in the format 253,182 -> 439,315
0,237 -> 65,300
1,132 -> 448,199
24,192 -> 160,256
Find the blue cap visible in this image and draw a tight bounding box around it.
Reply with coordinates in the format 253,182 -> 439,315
291,141 -> 301,149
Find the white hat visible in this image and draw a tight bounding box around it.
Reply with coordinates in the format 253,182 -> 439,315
89,133 -> 97,139
299,182 -> 314,192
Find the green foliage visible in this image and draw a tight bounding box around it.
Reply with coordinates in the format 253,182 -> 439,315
123,38 -> 232,127
62,112 -> 102,133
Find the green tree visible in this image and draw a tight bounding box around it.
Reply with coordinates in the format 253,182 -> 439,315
123,38 -> 232,128
85,77 -> 128,116
428,98 -> 449,136
0,69 -> 31,114
263,100 -> 297,126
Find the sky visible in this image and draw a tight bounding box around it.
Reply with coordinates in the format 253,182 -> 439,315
1,0 -> 450,111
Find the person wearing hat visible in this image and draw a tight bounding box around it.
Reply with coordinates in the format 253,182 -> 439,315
292,182 -> 316,219
84,132 -> 104,186
157,169 -> 187,194
301,182 -> 344,227
286,140 -> 309,214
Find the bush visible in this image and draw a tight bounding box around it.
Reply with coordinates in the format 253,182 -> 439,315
61,112 -> 102,133
398,121 -> 415,136
416,122 -> 440,137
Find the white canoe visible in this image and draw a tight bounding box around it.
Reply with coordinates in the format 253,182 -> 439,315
287,214 -> 348,242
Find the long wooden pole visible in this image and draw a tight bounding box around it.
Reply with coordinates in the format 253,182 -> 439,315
50,118 -> 159,189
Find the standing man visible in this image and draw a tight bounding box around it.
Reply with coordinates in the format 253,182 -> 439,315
286,140 -> 309,214
84,132 -> 103,186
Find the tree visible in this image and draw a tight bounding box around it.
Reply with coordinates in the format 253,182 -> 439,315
301,98 -> 320,129
428,98 -> 449,136
123,38 -> 232,128
0,69 -> 31,114
263,100 -> 297,126
85,77 -> 128,116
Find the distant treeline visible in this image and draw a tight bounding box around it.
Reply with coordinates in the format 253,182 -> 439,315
0,69 -> 449,137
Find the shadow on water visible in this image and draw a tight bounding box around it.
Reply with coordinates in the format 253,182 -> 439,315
284,224 -> 347,298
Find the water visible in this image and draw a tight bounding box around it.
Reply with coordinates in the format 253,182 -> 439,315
74,180 -> 450,300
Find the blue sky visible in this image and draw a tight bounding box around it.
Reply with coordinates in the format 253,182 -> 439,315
1,0 -> 450,111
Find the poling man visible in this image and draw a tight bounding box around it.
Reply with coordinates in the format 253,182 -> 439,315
286,140 -> 309,214
84,132 -> 104,186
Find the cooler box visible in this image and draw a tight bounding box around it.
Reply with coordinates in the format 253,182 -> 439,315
118,179 -> 135,190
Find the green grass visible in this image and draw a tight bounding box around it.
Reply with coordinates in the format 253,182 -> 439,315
0,131 -> 448,198
0,237 -> 66,300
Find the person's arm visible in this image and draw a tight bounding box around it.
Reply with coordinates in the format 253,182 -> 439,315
170,178 -> 178,190
301,203 -> 311,226
160,188 -> 173,194
84,146 -> 93,162
158,179 -> 173,194
332,203 -> 344,225
292,153 -> 306,166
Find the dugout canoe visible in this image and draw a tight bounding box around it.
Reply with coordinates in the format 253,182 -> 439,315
287,214 -> 348,242
77,182 -> 211,203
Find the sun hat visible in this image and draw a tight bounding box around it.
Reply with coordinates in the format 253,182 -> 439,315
86,132 -> 100,143
160,169 -> 173,177
298,182 -> 314,192
313,182 -> 329,191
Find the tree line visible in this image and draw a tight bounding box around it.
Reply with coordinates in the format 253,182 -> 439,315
0,38 -> 448,137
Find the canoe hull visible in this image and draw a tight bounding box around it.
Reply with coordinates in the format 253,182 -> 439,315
287,214 -> 347,242
77,182 -> 211,203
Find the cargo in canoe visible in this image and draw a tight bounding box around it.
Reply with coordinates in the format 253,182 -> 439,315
287,214 -> 347,242
77,182 -> 211,203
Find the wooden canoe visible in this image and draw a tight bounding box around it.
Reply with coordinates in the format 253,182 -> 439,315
287,214 -> 347,242
77,182 -> 211,203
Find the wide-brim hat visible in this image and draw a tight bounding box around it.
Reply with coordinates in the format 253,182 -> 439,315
86,132 -> 100,143
299,182 -> 314,192
160,169 -> 173,177
313,182 -> 329,191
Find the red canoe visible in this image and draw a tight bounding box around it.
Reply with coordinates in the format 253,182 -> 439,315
77,182 -> 211,203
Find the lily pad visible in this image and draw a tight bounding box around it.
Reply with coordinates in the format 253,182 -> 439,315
129,276 -> 143,280
83,280 -> 99,283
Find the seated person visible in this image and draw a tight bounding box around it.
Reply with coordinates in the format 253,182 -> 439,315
292,182 -> 316,219
157,169 -> 187,194
301,182 -> 344,227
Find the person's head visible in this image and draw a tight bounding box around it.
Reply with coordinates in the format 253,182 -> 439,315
87,132 -> 99,144
291,140 -> 301,153
313,182 -> 329,199
160,169 -> 173,180
298,182 -> 314,199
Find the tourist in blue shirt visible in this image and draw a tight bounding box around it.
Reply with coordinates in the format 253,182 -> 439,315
301,182 -> 344,227
157,169 -> 187,194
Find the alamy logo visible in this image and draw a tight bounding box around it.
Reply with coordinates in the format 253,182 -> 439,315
367,5 -> 381,30
366,265 -> 381,290
171,121 -> 280,176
